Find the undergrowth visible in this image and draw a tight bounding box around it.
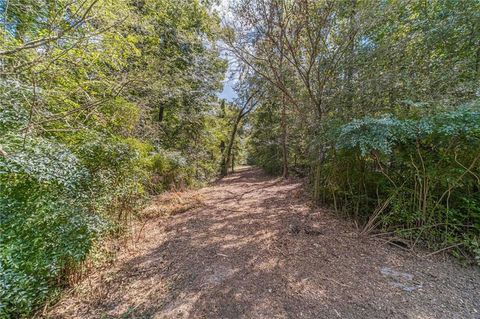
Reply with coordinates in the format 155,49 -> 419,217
311,101 -> 480,263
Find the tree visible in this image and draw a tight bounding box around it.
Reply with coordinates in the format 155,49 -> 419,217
0,1 -> 227,316
239,0 -> 480,263
221,86 -> 261,176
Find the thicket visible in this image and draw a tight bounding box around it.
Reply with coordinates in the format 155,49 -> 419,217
231,0 -> 480,262
247,101 -> 283,174
312,103 -> 480,262
0,1 -> 227,317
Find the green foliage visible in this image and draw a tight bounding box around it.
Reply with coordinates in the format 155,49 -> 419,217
337,104 -> 480,156
1,134 -> 88,189
0,0 -> 226,317
313,103 -> 480,262
242,0 -> 480,263
0,190 -> 101,318
337,117 -> 411,156
0,131 -> 101,317
247,101 -> 283,174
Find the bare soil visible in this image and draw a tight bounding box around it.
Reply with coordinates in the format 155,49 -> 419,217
47,167 -> 480,319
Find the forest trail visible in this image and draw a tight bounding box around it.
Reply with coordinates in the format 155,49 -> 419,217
49,167 -> 479,319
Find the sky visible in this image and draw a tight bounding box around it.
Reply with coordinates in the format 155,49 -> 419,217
218,51 -> 239,102
219,80 -> 237,101
215,0 -> 238,102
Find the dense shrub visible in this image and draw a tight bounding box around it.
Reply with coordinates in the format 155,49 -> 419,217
247,102 -> 284,174
0,0 -> 227,315
312,102 -> 480,262
0,132 -> 101,317
0,107 -> 224,318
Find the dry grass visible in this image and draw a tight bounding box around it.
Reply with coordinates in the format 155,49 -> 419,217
36,189 -> 205,318
47,168 -> 480,319
140,190 -> 205,219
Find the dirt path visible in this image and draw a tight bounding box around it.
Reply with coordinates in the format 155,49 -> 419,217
49,167 -> 479,319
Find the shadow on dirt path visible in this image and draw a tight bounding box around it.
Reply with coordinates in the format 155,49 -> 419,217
48,167 -> 480,319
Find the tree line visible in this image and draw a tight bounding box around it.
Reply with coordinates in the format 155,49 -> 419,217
0,0 -> 232,317
225,0 -> 480,263
1,0 -> 479,317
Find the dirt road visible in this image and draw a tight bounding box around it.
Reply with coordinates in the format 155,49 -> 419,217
49,167 -> 480,319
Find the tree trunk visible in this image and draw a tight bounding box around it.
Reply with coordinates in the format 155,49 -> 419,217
345,0 -> 356,108
220,91 -> 259,176
281,93 -> 289,179
158,105 -> 165,122
220,140 -> 227,175
222,112 -> 242,176
278,5 -> 288,179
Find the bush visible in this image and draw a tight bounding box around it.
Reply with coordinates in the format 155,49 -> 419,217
247,102 -> 284,175
0,133 -> 104,317
0,102 -> 224,317
312,102 -> 480,262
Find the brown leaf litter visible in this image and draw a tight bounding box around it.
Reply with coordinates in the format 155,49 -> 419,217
45,167 -> 480,319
